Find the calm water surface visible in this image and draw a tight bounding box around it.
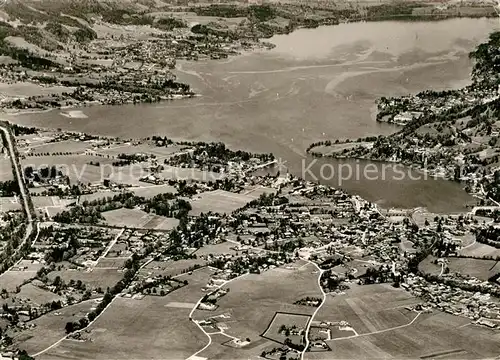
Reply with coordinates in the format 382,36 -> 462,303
8,18 -> 500,212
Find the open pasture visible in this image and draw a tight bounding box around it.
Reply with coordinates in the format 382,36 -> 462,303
190,190 -> 254,216
129,184 -> 177,198
47,268 -> 123,291
460,241 -> 500,258
0,264 -> 40,292
27,140 -> 93,155
102,208 -> 179,230
192,261 -> 321,343
420,255 -> 499,281
33,196 -> 75,209
418,255 -> 442,276
95,143 -> 184,161
101,207 -> 156,227
196,334 -> 277,360
12,299 -> 96,356
0,156 -> 13,181
0,196 -> 22,212
105,163 -> 151,186
314,284 -> 421,336
162,266 -> 215,304
307,311 -> 500,360
39,295 -> 207,360
95,257 -> 128,269
15,282 -> 63,306
445,257 -> 499,281
78,191 -> 121,204
141,258 -> 206,278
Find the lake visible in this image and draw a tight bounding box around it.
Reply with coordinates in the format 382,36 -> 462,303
7,18 -> 500,212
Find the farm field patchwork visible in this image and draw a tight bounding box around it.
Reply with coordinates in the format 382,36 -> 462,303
192,261 -> 321,349
307,311 -> 500,360
38,295 -> 207,360
313,284 -> 421,337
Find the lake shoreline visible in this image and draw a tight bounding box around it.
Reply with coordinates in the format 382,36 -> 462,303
5,18 -> 498,214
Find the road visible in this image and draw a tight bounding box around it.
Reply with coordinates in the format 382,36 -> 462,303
0,123 -> 33,223
0,122 -> 36,268
98,228 -> 125,260
186,272 -> 250,360
301,261 -> 326,360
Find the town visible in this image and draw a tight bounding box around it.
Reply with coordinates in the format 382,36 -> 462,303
0,121 -> 498,359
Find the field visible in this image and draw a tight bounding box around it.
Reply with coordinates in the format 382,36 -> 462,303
12,299 -> 96,356
38,295 -> 207,360
193,241 -> 239,257
15,282 -> 63,306
418,255 -> 443,276
105,163 -> 151,186
307,311 -> 500,360
39,268 -> 216,360
241,186 -> 277,200
21,155 -> 115,184
0,260 -> 42,291
419,255 -> 499,281
129,184 -> 177,198
262,312 -> 310,345
0,155 -> 13,181
47,268 -> 123,291
160,166 -> 222,183
193,261 -> 321,345
305,283 -> 500,359
95,257 -> 128,269
95,143 -> 184,162
0,196 -> 23,212
460,241 -> 500,258
314,284 -> 420,337
33,196 -> 75,218
445,257 -> 499,281
101,208 -> 179,230
27,140 -> 93,155
163,266 -> 216,304
32,196 -> 74,208
190,190 -> 254,216
141,258 -> 207,278
78,191 -> 120,204
0,81 -> 72,98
